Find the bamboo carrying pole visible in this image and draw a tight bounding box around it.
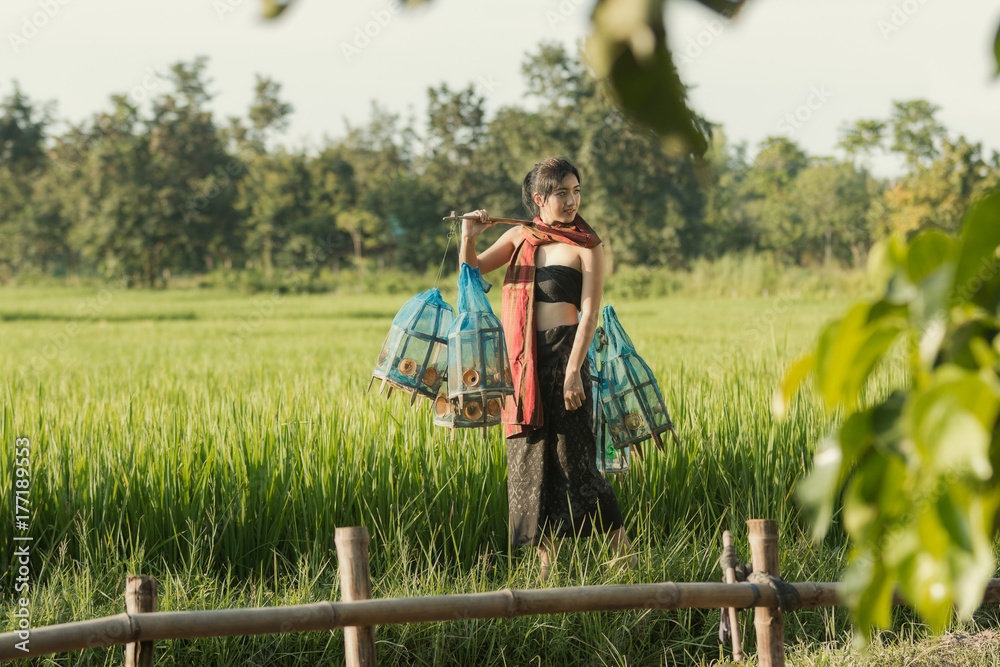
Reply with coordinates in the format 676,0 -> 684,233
722,530 -> 744,663
335,527 -> 377,667
442,214 -> 533,226
748,519 -> 784,667
124,575 -> 157,667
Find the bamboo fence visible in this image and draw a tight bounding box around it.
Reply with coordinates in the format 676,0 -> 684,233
3,522 -> 1000,666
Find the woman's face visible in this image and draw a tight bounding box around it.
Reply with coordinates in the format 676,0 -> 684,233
534,173 -> 580,225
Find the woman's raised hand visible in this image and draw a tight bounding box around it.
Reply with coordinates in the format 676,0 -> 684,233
461,209 -> 493,239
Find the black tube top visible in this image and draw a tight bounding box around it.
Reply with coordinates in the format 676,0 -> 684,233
535,265 -> 582,308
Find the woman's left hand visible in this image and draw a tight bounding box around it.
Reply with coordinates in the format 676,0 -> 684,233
564,369 -> 585,411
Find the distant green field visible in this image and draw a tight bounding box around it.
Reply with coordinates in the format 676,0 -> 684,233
0,285 -> 942,665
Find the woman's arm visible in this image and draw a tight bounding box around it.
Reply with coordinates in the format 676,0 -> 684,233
563,244 -> 605,411
459,209 -> 518,275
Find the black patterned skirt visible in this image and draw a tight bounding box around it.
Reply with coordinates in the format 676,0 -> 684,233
506,324 -> 626,546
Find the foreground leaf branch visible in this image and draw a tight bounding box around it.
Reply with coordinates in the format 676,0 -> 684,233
259,1 -> 1000,158
259,0 -> 747,156
777,189 -> 1000,638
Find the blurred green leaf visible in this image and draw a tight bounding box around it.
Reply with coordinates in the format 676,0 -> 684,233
868,298 -> 908,322
908,264 -> 955,332
799,399 -> 905,543
261,0 -> 295,19
867,235 -> 909,287
797,435 -> 843,539
948,488 -> 999,619
814,302 -> 906,410
994,20 -> 1000,75
869,391 -> 907,459
883,272 -> 920,306
951,189 -> 1000,312
692,0 -> 746,16
842,451 -> 906,544
589,0 -> 709,155
915,395 -> 991,479
893,488 -> 968,631
772,353 -> 814,419
900,553 -> 952,632
907,369 -> 999,480
842,549 -> 894,639
938,320 -> 1000,370
936,483 -> 973,553
906,230 -> 955,284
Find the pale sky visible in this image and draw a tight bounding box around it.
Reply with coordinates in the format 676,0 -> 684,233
3,0 -> 999,177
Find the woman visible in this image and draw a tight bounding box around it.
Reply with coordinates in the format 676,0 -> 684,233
459,157 -> 635,581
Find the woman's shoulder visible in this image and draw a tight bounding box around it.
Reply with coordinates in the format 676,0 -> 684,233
499,226 -> 528,247
574,242 -> 601,258
575,243 -> 603,274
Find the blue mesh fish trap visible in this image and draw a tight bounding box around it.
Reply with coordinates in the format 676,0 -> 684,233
589,329 -> 630,474
433,263 -> 514,429
598,305 -> 678,455
370,288 -> 455,404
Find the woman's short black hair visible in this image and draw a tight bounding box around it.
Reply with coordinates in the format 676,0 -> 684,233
521,157 -> 581,218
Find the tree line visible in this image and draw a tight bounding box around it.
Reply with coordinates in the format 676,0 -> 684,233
1,44 -> 997,287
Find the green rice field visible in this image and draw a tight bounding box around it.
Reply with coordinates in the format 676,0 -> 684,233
2,284 -> 997,665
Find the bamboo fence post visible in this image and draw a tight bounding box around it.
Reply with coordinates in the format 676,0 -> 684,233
747,519 -> 784,667
336,527 -> 377,667
124,575 -> 157,667
722,530 -> 744,663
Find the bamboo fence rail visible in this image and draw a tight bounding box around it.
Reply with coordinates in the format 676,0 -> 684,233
0,581 -> 838,661
3,522 -> 1000,665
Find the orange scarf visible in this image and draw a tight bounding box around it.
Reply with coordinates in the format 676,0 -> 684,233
501,215 -> 601,439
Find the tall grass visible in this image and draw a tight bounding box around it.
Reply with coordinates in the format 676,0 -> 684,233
0,285 -> 920,665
